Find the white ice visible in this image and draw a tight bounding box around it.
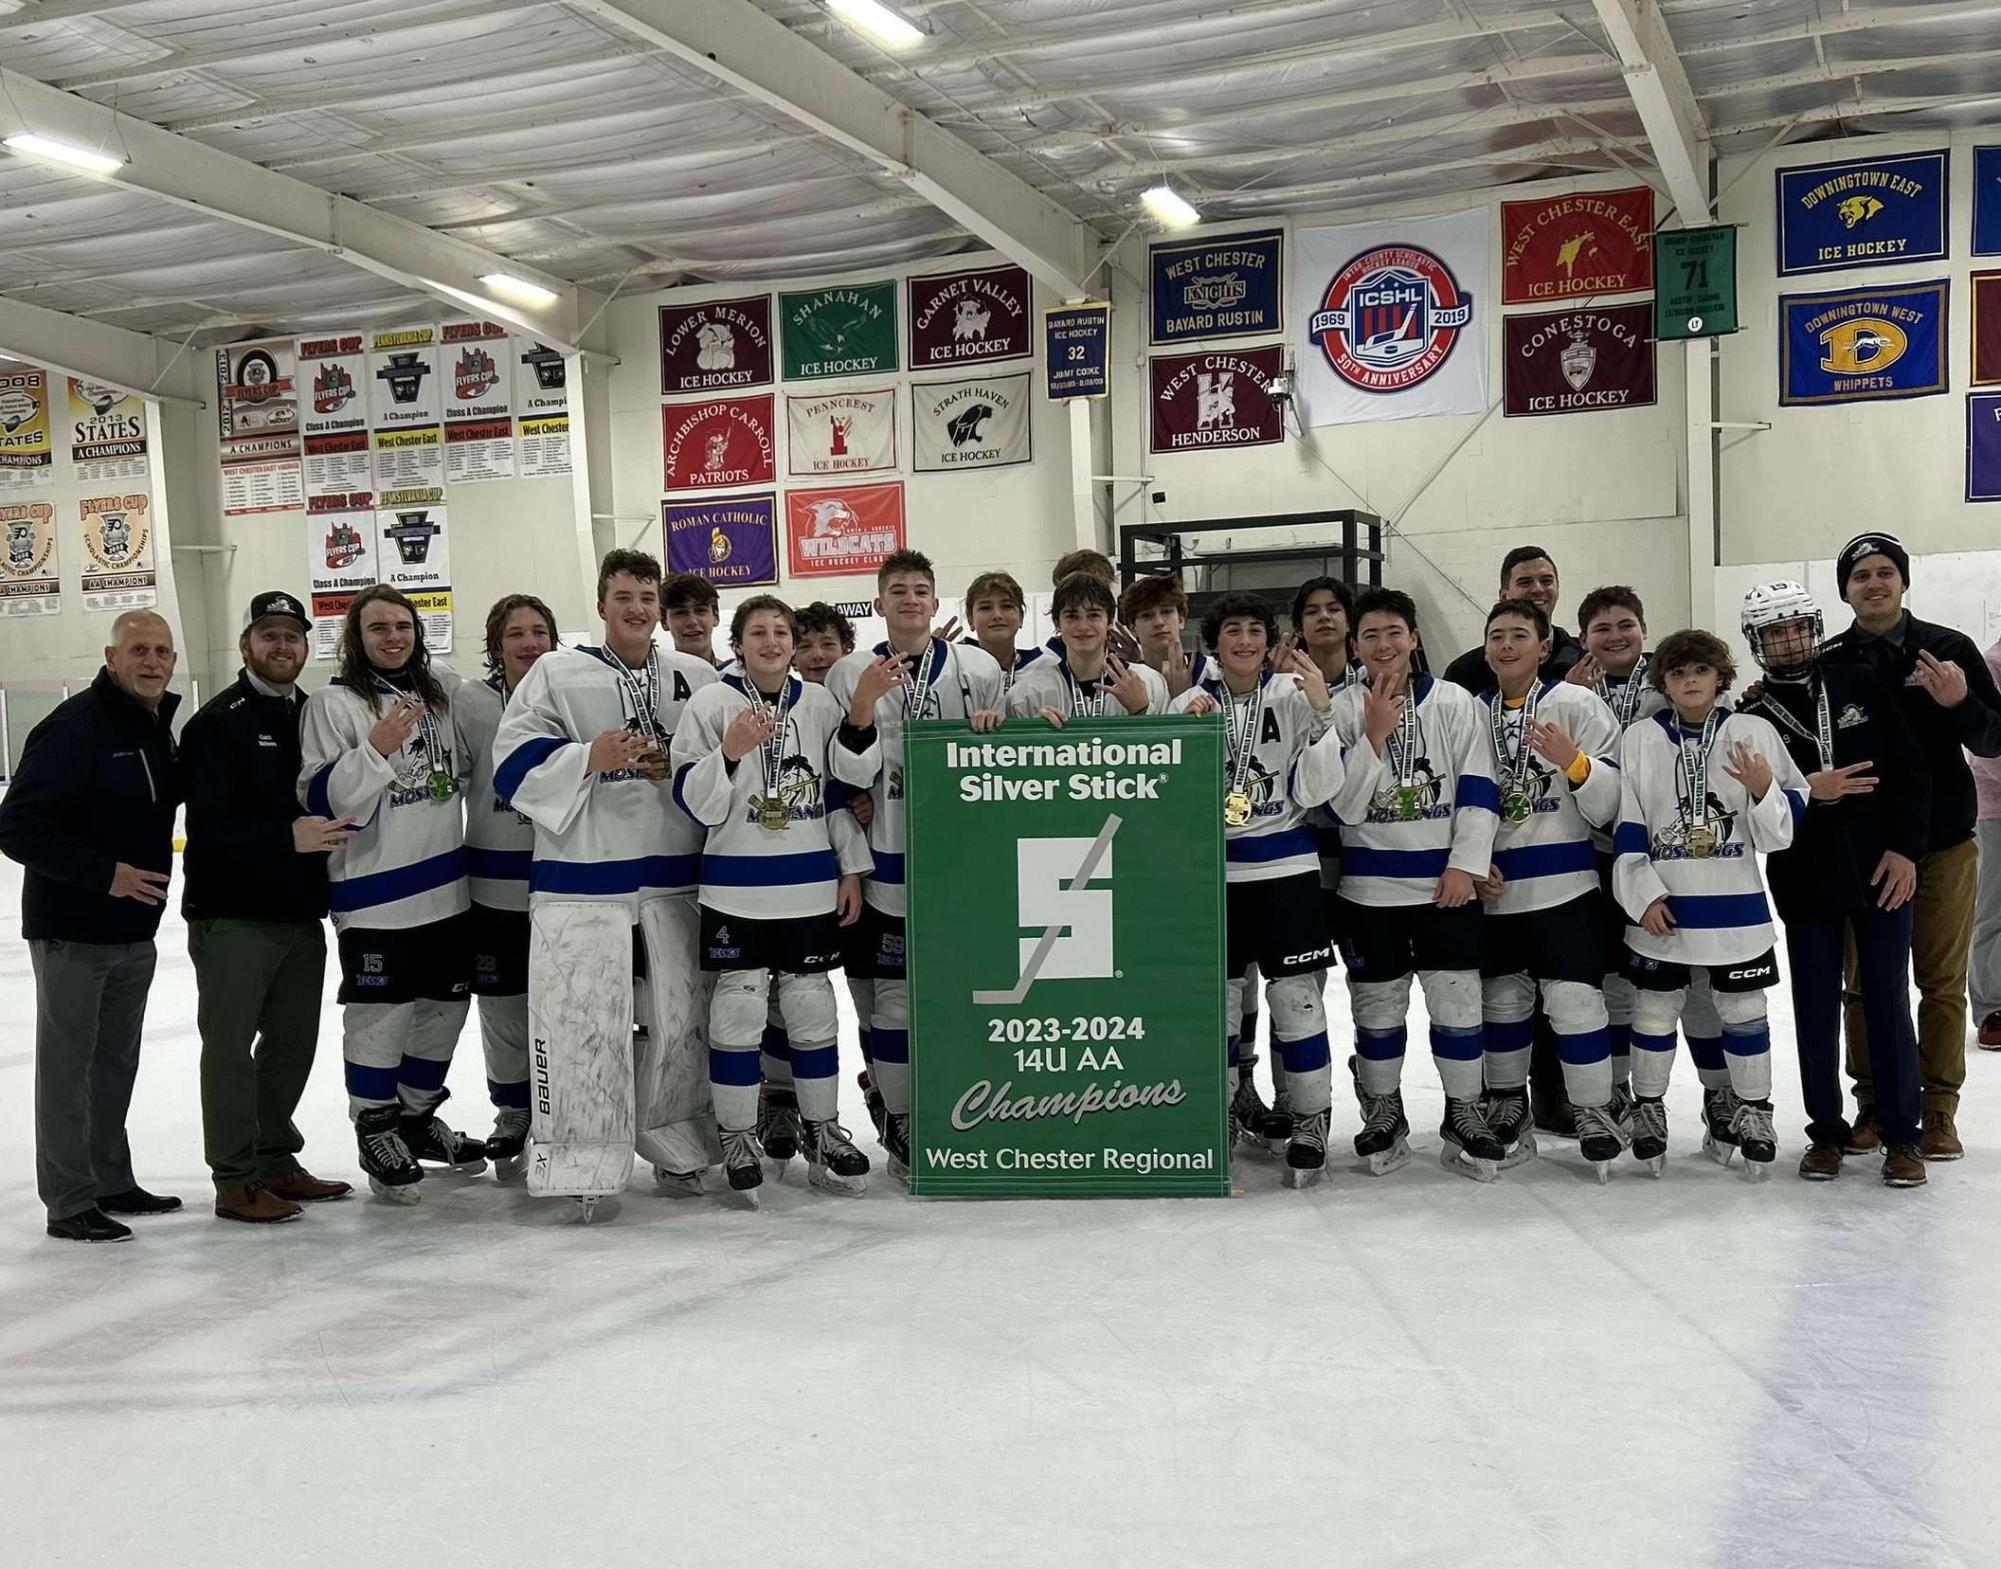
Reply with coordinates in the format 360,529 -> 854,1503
1,848 -> 1997,1569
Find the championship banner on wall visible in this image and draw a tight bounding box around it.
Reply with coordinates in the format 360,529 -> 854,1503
222,458 -> 306,517
1970,395 -> 2001,503
1149,346 -> 1285,453
660,296 -> 774,393
912,373 -> 1031,472
663,394 -> 776,490
445,419 -> 515,484
1149,228 -> 1283,344
1044,302 -> 1111,399
664,494 -> 779,587
216,340 -> 299,462
1502,303 -> 1656,418
1776,150 -> 1949,275
904,716 -> 1228,1197
1974,272 -> 2001,387
785,387 -> 897,477
1779,280 -> 1949,406
305,492 -> 379,659
514,341 -> 571,476
302,429 -> 371,499
373,425 -> 444,491
1978,147 -> 2001,256
780,282 -> 897,381
368,326 -> 441,430
785,481 -> 903,578
441,320 -> 514,485
0,367 -> 53,489
298,333 -> 368,438
376,488 -> 451,647
78,492 -> 155,613
0,500 -> 58,615
1291,207 -> 1490,426
1499,185 -> 1654,303
907,264 -> 1032,369
67,379 -> 148,484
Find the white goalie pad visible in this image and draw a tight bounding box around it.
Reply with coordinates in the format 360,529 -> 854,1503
633,895 -> 720,1176
527,901 -> 636,1199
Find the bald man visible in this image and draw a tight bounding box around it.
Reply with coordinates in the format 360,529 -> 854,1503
0,610 -> 185,1242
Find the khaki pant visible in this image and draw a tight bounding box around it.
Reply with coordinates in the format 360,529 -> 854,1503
1845,836 -> 1977,1114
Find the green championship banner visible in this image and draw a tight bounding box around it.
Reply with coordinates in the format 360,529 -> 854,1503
905,717 -> 1229,1197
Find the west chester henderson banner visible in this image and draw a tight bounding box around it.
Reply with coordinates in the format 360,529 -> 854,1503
1776,150 -> 1949,276
1779,280 -> 1949,406
1503,303 -> 1657,417
1149,228 -> 1283,344
664,494 -> 779,587
1149,347 -> 1285,453
1499,185 -> 1654,304
659,296 -> 774,393
907,265 -> 1032,369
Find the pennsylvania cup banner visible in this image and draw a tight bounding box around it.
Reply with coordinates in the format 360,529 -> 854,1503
1149,346 -> 1285,453
907,264 -> 1032,370
216,340 -> 300,463
1149,228 -> 1283,344
366,326 -> 442,432
659,296 -> 774,394
1779,280 -> 1949,406
1970,395 -> 2001,503
1290,207 -> 1491,426
780,282 -> 898,381
0,366 -> 53,488
1977,146 -> 2001,256
784,387 -> 897,478
375,488 -> 451,646
664,494 -> 779,587
662,393 -> 777,491
66,378 -> 149,484
1974,272 -> 2001,387
306,492 -> 380,659
77,492 -> 155,613
513,341 -> 571,477
1502,303 -> 1657,418
1499,185 -> 1654,304
912,373 -> 1032,472
1776,150 -> 1948,276
785,480 -> 904,579
0,500 -> 58,614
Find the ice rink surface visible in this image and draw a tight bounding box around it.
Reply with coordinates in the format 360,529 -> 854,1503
2,851 -> 1996,1569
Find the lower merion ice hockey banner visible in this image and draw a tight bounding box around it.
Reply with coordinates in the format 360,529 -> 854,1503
904,716 -> 1228,1197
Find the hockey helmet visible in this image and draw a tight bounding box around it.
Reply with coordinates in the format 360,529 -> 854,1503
1741,580 -> 1822,675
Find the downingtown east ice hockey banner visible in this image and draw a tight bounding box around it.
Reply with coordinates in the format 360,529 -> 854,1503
904,717 -> 1229,1198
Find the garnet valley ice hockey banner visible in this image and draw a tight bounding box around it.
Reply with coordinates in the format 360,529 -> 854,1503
1290,207 -> 1490,426
784,387 -> 897,478
1503,303 -> 1656,418
911,373 -> 1032,471
1149,346 -> 1285,452
1499,185 -> 1654,304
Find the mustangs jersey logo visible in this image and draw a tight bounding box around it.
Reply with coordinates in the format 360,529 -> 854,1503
1307,244 -> 1474,393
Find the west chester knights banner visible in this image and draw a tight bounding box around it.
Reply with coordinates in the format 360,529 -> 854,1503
905,718 -> 1229,1197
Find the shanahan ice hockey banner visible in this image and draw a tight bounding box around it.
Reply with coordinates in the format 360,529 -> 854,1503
1499,185 -> 1654,304
1503,303 -> 1656,418
1290,207 -> 1490,426
904,716 -> 1228,1197
911,373 -> 1032,471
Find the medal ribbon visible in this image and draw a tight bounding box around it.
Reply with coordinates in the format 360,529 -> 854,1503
1224,677 -> 1265,800
901,638 -> 939,724
1066,658 -> 1109,719
1756,678 -> 1833,773
1386,689 -> 1423,788
612,647 -> 662,743
1675,709 -> 1722,830
760,677 -> 794,807
1490,684 -> 1540,799
374,675 -> 451,788
1598,657 -> 1649,727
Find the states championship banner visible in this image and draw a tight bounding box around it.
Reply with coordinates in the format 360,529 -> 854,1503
907,264 -> 1032,369
904,716 -> 1228,1197
1503,303 -> 1656,418
780,281 -> 897,381
1776,150 -> 1948,276
663,394 -> 776,491
1150,228 -> 1283,344
67,379 -> 148,484
1499,185 -> 1654,304
785,480 -> 903,579
912,373 -> 1031,472
1150,346 -> 1285,453
660,295 -> 774,393
664,493 -> 779,587
785,387 -> 897,478
1779,280 -> 1948,406
0,366 -> 53,488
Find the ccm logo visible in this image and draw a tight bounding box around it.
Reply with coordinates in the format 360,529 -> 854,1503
1283,947 -> 1334,967
1725,966 -> 1772,981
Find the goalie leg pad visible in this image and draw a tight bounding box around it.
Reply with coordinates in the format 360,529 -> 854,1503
634,895 -> 721,1173
527,901 -> 636,1197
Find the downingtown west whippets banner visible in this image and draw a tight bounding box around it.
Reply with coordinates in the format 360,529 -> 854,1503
1776,150 -> 1949,276
1498,185 -> 1654,304
1779,280 -> 1949,406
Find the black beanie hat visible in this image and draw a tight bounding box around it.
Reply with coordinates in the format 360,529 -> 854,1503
1836,532 -> 1909,592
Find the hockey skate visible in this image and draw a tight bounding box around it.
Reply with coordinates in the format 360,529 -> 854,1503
1572,1103 -> 1624,1182
1229,1061 -> 1283,1159
1730,1098 -> 1777,1179
858,1070 -> 887,1139
758,1083 -> 803,1176
1349,1057 -> 1411,1175
1260,1056 -> 1296,1158
1608,1081 -> 1636,1140
803,1118 -> 870,1197
1439,1097 -> 1504,1182
719,1126 -> 764,1208
883,1112 -> 911,1184
1701,1085 -> 1742,1167
487,1107 -> 531,1180
1629,1096 -> 1670,1176
1283,1108 -> 1330,1189
652,1165 -> 705,1199
1483,1087 -> 1538,1170
355,1106 -> 423,1204
402,1098 -> 490,1175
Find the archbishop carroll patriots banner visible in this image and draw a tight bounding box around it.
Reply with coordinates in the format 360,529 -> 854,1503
0,499 -> 58,615
904,716 -> 1228,1197
1503,303 -> 1656,418
786,481 -> 903,579
659,295 -> 774,394
664,494 -> 779,587
912,373 -> 1032,472
1780,280 -> 1949,407
785,387 -> 897,478
1978,147 -> 2001,256
1149,228 -> 1283,344
0,366 -> 53,489
1290,207 -> 1490,426
297,332 -> 371,499
77,492 -> 155,613
1776,150 -> 1949,276
1974,272 -> 2001,387
907,264 -> 1032,370
1149,346 -> 1285,453
306,492 -> 379,659
780,282 -> 897,381
1970,396 -> 2001,503
67,378 -> 148,484
662,394 -> 776,491
1499,185 -> 1653,304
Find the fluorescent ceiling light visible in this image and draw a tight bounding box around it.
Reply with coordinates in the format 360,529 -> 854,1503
479,271 -> 560,306
827,0 -> 924,48
4,132 -> 125,176
1142,184 -> 1201,228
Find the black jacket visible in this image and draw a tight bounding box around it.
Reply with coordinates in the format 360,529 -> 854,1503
0,669 -> 181,943
180,671 -> 328,923
1748,664 -> 1929,922
1819,612 -> 2001,853
1444,624 -> 1584,697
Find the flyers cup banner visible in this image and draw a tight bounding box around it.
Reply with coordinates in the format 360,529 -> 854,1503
785,481 -> 904,579
912,373 -> 1032,472
1776,151 -> 1949,276
907,265 -> 1032,369
1290,207 -> 1491,426
1149,228 -> 1283,344
1502,303 -> 1657,418
1973,272 -> 2001,387
78,492 -> 155,612
1779,280 -> 1949,406
1970,395 -> 2001,504
662,394 -> 776,491
441,321 -> 512,423
0,500 -> 58,614
780,282 -> 897,381
1499,186 -> 1654,304
216,340 -> 299,461
297,334 -> 368,437
664,494 -> 779,587
659,296 -> 774,393
1149,346 -> 1285,453
784,387 -> 897,477
306,491 -> 380,659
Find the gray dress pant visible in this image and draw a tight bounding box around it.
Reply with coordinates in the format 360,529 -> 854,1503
30,939 -> 157,1222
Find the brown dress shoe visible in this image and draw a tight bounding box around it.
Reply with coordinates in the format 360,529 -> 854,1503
1797,1143 -> 1842,1181
1918,1108 -> 1964,1162
215,1184 -> 304,1224
1844,1106 -> 1881,1155
1979,1011 -> 2001,1049
1883,1145 -> 1929,1187
264,1168 -> 355,1203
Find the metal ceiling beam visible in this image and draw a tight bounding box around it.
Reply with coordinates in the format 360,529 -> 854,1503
1210,137 -> 1619,207
1715,90 -> 2001,137
1678,1 -> 2001,55
0,290 -> 208,407
1589,0 -> 1710,219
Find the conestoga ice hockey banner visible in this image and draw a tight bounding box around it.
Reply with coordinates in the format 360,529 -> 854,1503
904,717 -> 1228,1197
1503,303 -> 1656,417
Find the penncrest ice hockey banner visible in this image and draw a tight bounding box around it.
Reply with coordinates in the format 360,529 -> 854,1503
784,387 -> 897,478
1776,151 -> 1948,276
1290,207 -> 1491,426
911,373 -> 1031,471
1779,280 -> 1948,406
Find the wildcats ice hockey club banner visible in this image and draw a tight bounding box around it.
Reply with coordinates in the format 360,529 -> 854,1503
306,492 -> 380,660
1149,346 -> 1285,453
1503,303 -> 1656,418
78,492 -> 155,613
785,387 -> 897,477
912,373 -> 1031,472
907,264 -> 1032,369
659,296 -> 774,393
0,367 -> 53,487
1970,396 -> 2001,503
780,282 -> 897,381
1974,272 -> 2001,387
1977,147 -> 2001,256
1291,207 -> 1490,427
664,494 -> 779,587
785,481 -> 904,579
1149,228 -> 1283,344
0,500 -> 58,615
662,394 -> 776,491
1777,150 -> 1948,276
67,378 -> 148,484
1499,185 -> 1654,304
1780,280 -> 1949,406
904,716 -> 1228,1197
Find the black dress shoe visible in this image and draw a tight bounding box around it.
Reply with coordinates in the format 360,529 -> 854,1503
97,1186 -> 183,1216
47,1208 -> 134,1243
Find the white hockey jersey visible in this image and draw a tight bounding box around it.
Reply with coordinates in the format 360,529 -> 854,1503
1006,656 -> 1167,720
491,644 -> 717,912
827,636 -> 1005,917
1586,664 -> 1670,854
299,669 -> 469,932
1479,680 -> 1622,915
1046,634 -> 1172,711
1613,706 -> 1808,966
670,673 -> 878,922
455,674 -> 534,913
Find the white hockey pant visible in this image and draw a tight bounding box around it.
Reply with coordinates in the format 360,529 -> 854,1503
477,992 -> 530,1111
870,977 -> 910,1116
1601,970 -> 1637,1087
343,998 -> 470,1120
712,970 -> 842,1129
1630,969 -> 1771,1102
1482,973 -> 1612,1107
1229,970 -> 1329,1115
1350,969 -> 1484,1101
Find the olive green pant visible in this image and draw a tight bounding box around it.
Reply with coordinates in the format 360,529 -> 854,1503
190,919 -> 327,1190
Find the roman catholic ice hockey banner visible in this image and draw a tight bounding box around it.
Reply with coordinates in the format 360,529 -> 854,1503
1502,303 -> 1656,418
1499,185 -> 1654,304
67,378 -> 148,484
659,296 -> 774,394
1974,272 -> 2001,387
664,494 -> 779,588
1977,147 -> 2001,256
1776,151 -> 1948,276
78,492 -> 155,613
903,716 -> 1228,1197
662,394 -> 777,491
306,492 -> 379,659
1971,395 -> 2001,503
907,265 -> 1032,369
1149,228 -> 1283,344
785,387 -> 897,478
1291,207 -> 1490,426
785,481 -> 903,578
376,488 -> 451,647
1149,346 -> 1285,453
912,373 -> 1032,472
0,500 -> 58,615
1779,280 -> 1948,406
0,366 -> 53,488
780,282 -> 897,381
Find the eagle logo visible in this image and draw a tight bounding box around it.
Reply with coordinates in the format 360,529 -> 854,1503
946,404 -> 993,446
1836,196 -> 1885,229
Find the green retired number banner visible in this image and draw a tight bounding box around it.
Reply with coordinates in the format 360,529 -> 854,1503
905,716 -> 1229,1197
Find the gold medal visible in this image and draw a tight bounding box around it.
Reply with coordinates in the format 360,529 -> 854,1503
757,798 -> 791,832
1685,822 -> 1718,859
428,770 -> 455,803
1395,785 -> 1422,820
1502,788 -> 1532,823
1223,789 -> 1253,827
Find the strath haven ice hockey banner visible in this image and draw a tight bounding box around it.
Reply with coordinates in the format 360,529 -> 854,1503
1499,186 -> 1653,304
785,387 -> 897,478
1779,280 -> 1948,406
1291,207 -> 1490,426
905,716 -> 1228,1197
1150,346 -> 1285,452
1777,151 -> 1948,276
664,493 -> 778,587
911,373 -> 1031,471
1503,304 -> 1656,418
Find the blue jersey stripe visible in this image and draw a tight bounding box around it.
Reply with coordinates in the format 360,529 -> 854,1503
1667,891 -> 1772,929
465,847 -> 532,882
532,854 -> 700,895
329,848 -> 466,914
1343,845 -> 1450,878
1457,775 -> 1501,814
1226,826 -> 1317,864
492,736 -> 569,803
702,850 -> 838,887
1492,839 -> 1598,880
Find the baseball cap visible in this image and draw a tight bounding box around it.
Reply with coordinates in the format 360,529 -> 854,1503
244,590 -> 310,632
